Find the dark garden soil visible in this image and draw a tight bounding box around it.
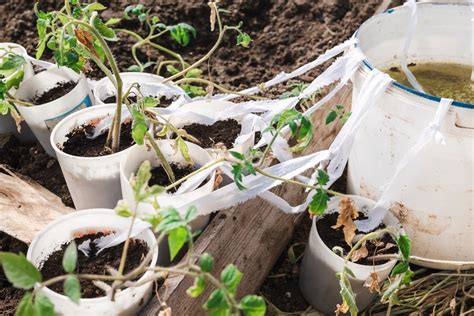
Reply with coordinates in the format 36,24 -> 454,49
61,120 -> 134,157
40,233 -> 149,298
182,119 -> 241,149
0,232 -> 28,316
102,94 -> 177,108
316,212 -> 398,265
149,163 -> 197,193
31,80 -> 77,105
0,0 -> 384,313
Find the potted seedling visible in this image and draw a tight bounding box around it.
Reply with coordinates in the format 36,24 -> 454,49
0,162 -> 267,315
0,43 -> 35,142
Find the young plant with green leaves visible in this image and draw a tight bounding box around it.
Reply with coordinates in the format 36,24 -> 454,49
0,48 -> 33,129
0,161 -> 266,316
326,104 -> 351,125
35,0 -> 126,152
279,83 -> 322,113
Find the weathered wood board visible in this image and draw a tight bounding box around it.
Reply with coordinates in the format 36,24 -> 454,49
0,167 -> 72,244
142,84 -> 353,315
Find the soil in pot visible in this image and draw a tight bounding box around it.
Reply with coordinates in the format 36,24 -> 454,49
30,80 -> 78,105
149,163 -> 198,193
40,232 -> 149,299
317,212 -> 398,265
60,120 -> 134,157
102,94 -> 177,108
0,232 -> 28,316
181,119 -> 241,149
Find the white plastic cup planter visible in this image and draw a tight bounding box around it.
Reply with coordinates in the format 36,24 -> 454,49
0,42 -> 35,142
27,208 -> 158,316
15,67 -> 94,156
348,2 -> 474,268
299,195 -> 401,314
120,140 -> 216,265
51,104 -> 134,210
93,72 -> 189,108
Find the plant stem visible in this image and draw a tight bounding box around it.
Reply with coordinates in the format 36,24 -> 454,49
258,126 -> 283,167
165,158 -> 225,192
175,77 -> 269,100
117,213 -> 137,276
254,167 -> 345,197
145,132 -> 175,183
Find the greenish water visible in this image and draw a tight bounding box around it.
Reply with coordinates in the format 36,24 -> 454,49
385,63 -> 474,104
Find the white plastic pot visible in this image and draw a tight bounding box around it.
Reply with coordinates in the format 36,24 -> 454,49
348,2 -> 474,269
51,104 -> 134,210
299,196 -> 400,314
162,99 -> 258,154
0,42 -> 35,142
120,140 -> 215,230
93,72 -> 189,108
27,208 -> 158,316
15,67 -> 94,156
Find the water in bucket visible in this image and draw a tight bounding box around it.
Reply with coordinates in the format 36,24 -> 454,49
385,63 -> 474,104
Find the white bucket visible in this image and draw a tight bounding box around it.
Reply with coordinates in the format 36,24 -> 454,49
299,196 -> 400,314
15,67 -> 94,156
0,42 -> 35,142
27,208 -> 158,316
51,104 -> 134,210
93,72 -> 188,108
349,2 -> 474,269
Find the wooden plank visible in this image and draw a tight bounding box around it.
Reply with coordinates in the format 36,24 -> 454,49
0,166 -> 73,244
142,84 -> 353,315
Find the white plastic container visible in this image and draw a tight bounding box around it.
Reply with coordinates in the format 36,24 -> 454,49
120,139 -> 215,233
93,72 -> 188,108
161,100 -> 258,154
15,67 -> 94,156
51,104 -> 133,210
348,2 -> 474,269
299,196 -> 400,314
0,42 -> 35,142
27,208 -> 158,316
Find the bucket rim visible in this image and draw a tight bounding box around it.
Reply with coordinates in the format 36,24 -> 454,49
354,1 -> 474,110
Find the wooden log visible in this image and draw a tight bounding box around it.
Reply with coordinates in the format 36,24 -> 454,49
142,84 -> 353,315
0,166 -> 73,244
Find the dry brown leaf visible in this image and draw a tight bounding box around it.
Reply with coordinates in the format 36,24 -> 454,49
364,272 -> 380,293
159,307 -> 172,316
332,198 -> 359,246
449,297 -> 456,315
350,244 -> 369,262
208,2 -> 217,31
75,28 -> 99,58
214,169 -> 223,190
335,302 -> 349,316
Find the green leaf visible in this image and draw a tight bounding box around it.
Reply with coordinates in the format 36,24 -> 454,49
114,200 -> 132,217
231,164 -> 246,190
239,295 -> 266,316
325,111 -> 338,125
229,151 -> 245,161
131,106 -> 148,146
168,226 -> 188,260
170,23 -> 196,47
16,292 -> 34,316
220,264 -> 242,294
93,17 -> 117,41
185,68 -> 203,78
397,235 -> 411,261
143,96 -> 158,108
199,253 -> 214,273
308,189 -> 329,216
381,277 -> 402,303
105,18 -> 122,26
64,275 -> 81,304
127,64 -> 141,72
177,138 -> 192,163
236,32 -> 252,48
0,54 -> 25,72
33,293 -> 56,316
166,64 -> 180,75
133,160 -> 152,198
85,3 -> 107,12
339,273 -> 358,316
203,289 -> 230,316
317,169 -> 329,186
0,253 -> 41,289
184,206 -> 198,222
62,241 -> 77,273
187,276 -> 205,298
183,84 -> 206,98
391,261 -> 409,276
